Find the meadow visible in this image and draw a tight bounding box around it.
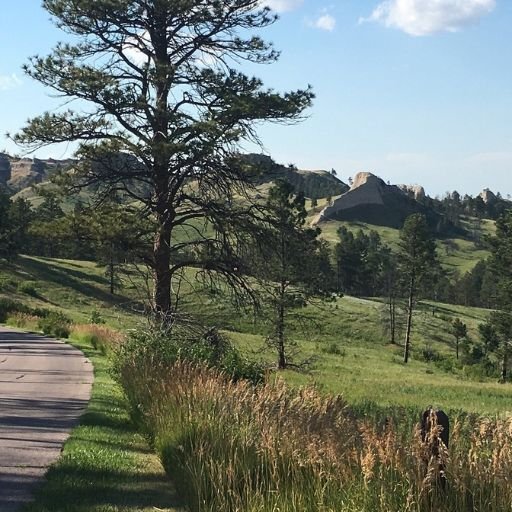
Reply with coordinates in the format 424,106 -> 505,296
4,254 -> 512,511
1,254 -> 510,415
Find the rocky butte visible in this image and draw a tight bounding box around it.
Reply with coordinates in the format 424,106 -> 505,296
312,171 -> 439,230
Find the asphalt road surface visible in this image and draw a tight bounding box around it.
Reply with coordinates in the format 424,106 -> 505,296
0,327 -> 93,511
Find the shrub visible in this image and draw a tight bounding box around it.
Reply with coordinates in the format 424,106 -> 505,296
38,311 -> 71,338
0,277 -> 18,292
420,344 -> 442,363
113,322 -> 264,387
17,281 -> 38,297
90,310 -> 105,325
0,298 -> 31,322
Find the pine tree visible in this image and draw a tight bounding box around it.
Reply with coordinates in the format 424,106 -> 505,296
258,180 -> 328,369
451,318 -> 467,360
14,0 -> 313,318
398,214 -> 438,363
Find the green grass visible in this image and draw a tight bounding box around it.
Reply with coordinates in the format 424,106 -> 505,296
22,333 -> 182,512
313,217 -> 493,274
220,296 -> 512,415
0,256 -> 142,328
2,255 -> 512,416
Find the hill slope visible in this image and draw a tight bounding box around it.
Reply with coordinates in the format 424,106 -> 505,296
1,255 -> 510,414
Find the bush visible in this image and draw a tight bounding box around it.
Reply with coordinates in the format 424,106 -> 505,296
0,298 -> 31,322
0,277 -> 18,292
90,310 -> 105,325
17,281 -> 38,297
419,344 -> 442,363
38,311 -> 71,338
113,322 -> 264,387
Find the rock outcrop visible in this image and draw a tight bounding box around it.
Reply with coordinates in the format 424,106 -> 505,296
479,188 -> 497,205
313,171 -> 441,231
398,184 -> 426,202
0,155 -> 75,192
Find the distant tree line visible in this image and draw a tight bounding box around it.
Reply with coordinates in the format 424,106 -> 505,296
435,190 -> 510,226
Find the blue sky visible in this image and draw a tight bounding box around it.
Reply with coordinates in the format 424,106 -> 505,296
1,0 -> 511,196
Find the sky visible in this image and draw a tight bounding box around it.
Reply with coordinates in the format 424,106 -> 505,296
1,0 -> 511,197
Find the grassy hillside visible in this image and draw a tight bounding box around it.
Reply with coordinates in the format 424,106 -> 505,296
0,255 -> 143,327
2,255 -> 511,415
312,213 -> 495,274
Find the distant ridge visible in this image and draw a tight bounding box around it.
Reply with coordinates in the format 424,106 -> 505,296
0,154 -> 74,192
241,154 -> 349,200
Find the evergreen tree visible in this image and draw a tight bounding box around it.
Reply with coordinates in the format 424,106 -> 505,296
8,198 -> 34,255
259,180 -> 328,369
480,212 -> 512,381
398,214 -> 438,363
0,191 -> 14,260
14,0 -> 313,318
451,318 -> 467,360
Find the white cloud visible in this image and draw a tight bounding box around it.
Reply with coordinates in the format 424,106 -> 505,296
313,14 -> 336,31
262,0 -> 304,13
362,0 -> 496,36
0,73 -> 22,91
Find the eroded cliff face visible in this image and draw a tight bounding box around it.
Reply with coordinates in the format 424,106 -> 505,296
241,153 -> 349,199
480,188 -> 497,205
398,184 -> 426,202
0,155 -> 75,192
313,172 -> 433,229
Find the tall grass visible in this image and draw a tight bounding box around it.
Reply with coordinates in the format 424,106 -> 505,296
6,311 -> 40,331
70,324 -> 125,354
118,354 -> 512,512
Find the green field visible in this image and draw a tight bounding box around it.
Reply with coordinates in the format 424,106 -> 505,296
2,255 -> 511,416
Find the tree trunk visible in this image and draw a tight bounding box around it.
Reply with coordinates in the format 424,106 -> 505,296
456,337 -> 459,360
151,4 -> 172,319
153,223 -> 172,317
501,349 -> 508,383
109,247 -> 115,295
277,280 -> 286,370
388,293 -> 396,344
403,276 -> 415,364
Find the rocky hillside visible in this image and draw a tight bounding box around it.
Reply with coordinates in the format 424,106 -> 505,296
242,154 -> 348,199
313,171 -> 451,232
5,152 -> 347,204
0,154 -> 74,192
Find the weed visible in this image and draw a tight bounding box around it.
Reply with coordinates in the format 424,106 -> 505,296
17,280 -> 38,297
38,311 -> 71,338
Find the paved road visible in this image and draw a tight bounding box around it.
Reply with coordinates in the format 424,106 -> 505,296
0,327 -> 93,511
